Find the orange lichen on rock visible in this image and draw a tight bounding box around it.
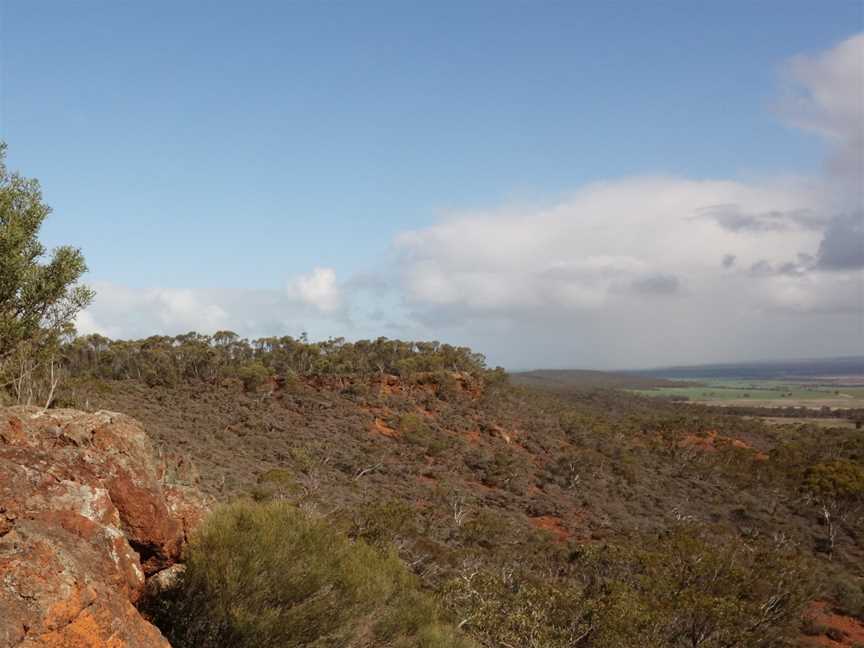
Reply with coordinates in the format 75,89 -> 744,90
0,406 -> 208,647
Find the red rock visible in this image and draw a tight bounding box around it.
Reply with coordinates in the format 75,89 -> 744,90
163,484 -> 209,545
0,406 -> 209,648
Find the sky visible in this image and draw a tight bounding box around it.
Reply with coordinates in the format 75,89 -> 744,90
0,1 -> 862,369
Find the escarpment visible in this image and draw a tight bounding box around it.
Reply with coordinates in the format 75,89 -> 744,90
0,407 -> 207,648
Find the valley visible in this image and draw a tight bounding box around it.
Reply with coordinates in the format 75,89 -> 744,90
39,335 -> 864,647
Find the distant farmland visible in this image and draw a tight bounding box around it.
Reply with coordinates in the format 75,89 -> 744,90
631,379 -> 864,409
513,358 -> 864,411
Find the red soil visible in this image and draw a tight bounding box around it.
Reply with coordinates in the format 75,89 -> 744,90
473,480 -> 499,492
464,429 -> 481,445
803,601 -> 864,647
529,515 -> 572,542
372,418 -> 398,438
679,430 -> 769,460
527,483 -> 543,496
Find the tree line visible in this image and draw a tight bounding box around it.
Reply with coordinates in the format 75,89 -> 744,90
60,333 -> 491,388
0,142 -> 493,403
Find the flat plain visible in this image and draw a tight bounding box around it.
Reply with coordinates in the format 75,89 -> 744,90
631,379 -> 864,409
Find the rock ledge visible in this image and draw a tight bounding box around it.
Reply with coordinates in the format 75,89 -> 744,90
0,406 -> 207,648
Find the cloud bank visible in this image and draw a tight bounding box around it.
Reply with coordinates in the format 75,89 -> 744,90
77,268 -> 351,342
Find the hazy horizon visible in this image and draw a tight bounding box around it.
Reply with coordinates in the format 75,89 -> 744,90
512,353 -> 864,373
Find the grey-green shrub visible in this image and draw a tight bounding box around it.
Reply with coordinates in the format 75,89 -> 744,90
148,500 -> 472,648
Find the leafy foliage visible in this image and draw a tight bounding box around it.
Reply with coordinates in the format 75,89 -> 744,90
581,526 -> 813,647
148,501 -> 473,648
60,332 -> 492,387
805,460 -> 864,503
444,524 -> 813,648
0,143 -> 93,404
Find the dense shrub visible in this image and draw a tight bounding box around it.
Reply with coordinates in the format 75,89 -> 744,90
443,570 -> 591,648
65,344 -> 864,643
236,361 -> 270,392
805,459 -> 864,503
444,524 -> 813,648
347,499 -> 417,548
829,576 -> 864,618
399,413 -> 450,456
148,501 -> 473,648
581,525 -> 814,648
251,468 -> 301,501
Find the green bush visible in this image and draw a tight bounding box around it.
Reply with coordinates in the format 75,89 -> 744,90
236,361 -> 270,392
443,571 -> 590,648
805,459 -> 864,502
251,469 -> 302,501
399,413 -> 427,437
399,414 -> 450,456
459,508 -> 511,547
443,524 -> 813,648
347,499 -> 417,549
148,501 -> 472,648
581,525 -> 814,648
830,576 -> 864,618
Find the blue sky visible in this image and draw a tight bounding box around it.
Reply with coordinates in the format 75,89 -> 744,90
1,1 -> 862,368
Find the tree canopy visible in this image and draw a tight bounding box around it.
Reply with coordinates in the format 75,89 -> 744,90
0,143 -> 93,401
61,332 -> 491,387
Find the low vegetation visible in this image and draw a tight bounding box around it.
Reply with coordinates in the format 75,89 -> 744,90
147,501 -> 471,648
444,524 -> 812,648
73,367 -> 862,647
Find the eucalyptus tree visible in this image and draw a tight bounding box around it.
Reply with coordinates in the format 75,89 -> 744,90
0,143 -> 93,403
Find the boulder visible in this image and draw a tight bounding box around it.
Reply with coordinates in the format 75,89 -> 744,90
0,406 -> 208,647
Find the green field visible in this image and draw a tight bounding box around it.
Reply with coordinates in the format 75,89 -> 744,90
631,379 -> 864,408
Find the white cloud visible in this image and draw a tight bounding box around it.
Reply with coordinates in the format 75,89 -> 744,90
393,175 -> 862,366
76,272 -> 352,342
780,32 -> 864,195
73,310 -> 105,337
396,176 -> 826,317
285,267 -> 343,314
75,284 -> 230,338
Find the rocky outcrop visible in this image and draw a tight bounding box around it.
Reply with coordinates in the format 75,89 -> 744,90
0,406 -> 208,648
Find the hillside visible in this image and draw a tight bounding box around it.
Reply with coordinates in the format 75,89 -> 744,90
39,334 -> 864,647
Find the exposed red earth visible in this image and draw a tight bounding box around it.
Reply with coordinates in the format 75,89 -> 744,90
803,601 -> 864,647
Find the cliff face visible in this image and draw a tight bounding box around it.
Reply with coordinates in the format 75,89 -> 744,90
0,407 -> 206,648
